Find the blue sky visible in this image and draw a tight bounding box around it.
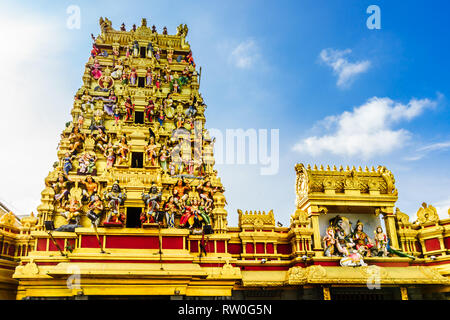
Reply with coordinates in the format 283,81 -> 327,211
0,0 -> 449,226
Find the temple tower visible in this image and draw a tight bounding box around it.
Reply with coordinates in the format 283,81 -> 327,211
35,17 -> 227,233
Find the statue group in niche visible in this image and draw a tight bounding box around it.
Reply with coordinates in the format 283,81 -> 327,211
323,216 -> 388,262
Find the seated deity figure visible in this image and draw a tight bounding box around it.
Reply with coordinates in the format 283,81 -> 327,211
172,179 -> 190,207
351,221 -> 374,257
103,181 -> 127,224
63,198 -> 82,225
323,227 -> 336,257
333,216 -> 355,257
81,175 -> 98,202
68,125 -> 85,155
141,184 -> 163,224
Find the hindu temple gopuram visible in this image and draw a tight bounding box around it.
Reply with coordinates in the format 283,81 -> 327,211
0,18 -> 449,300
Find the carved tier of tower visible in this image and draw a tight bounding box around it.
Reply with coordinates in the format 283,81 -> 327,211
36,17 -> 227,233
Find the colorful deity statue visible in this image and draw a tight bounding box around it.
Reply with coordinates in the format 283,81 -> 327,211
145,99 -> 155,122
80,89 -> 93,112
159,145 -> 170,173
179,199 -> 193,228
77,152 -> 97,175
91,58 -> 102,80
63,198 -> 82,225
81,175 -> 98,202
167,48 -> 174,63
173,179 -> 190,207
104,144 -> 116,170
116,135 -> 130,166
124,97 -> 135,121
163,196 -> 178,228
352,221 -> 374,257
128,67 -> 137,86
145,137 -> 159,166
53,173 -> 71,208
111,59 -> 123,79
197,181 -> 219,208
93,127 -> 109,153
323,226 -> 336,257
339,248 -> 368,267
62,152 -> 74,176
145,68 -> 152,87
104,181 -> 127,224
147,42 -> 153,58
141,184 -> 162,224
374,226 -> 388,257
68,125 -> 85,155
332,216 -> 355,257
132,40 -> 139,57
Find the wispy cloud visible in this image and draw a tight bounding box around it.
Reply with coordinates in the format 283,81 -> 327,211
229,39 -> 260,69
320,48 -> 371,88
404,140 -> 450,161
293,97 -> 437,158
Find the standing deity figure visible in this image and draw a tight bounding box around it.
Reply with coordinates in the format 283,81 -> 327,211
159,145 -> 170,173
87,194 -> 104,227
147,42 -> 153,58
374,226 -> 388,257
145,68 -> 153,87
145,137 -> 159,166
104,181 -> 127,223
145,99 -> 155,122
351,221 -> 374,257
163,196 -> 178,228
141,185 -> 162,224
167,48 -> 174,63
323,227 -> 336,257
53,173 -> 71,208
116,135 -> 130,166
62,152 -> 74,176
124,97 -> 135,121
132,40 -> 139,57
104,144 -> 116,170
128,68 -> 137,86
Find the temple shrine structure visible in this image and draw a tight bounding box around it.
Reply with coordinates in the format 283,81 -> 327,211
0,18 -> 449,300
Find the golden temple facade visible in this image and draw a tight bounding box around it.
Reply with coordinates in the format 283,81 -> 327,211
0,18 -> 449,300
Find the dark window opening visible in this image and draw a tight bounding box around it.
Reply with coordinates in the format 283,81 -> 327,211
131,152 -> 143,168
126,207 -> 142,228
138,77 -> 145,88
140,47 -> 146,58
134,111 -> 144,124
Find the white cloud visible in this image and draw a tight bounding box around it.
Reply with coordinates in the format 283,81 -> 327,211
229,39 -> 260,69
293,97 -> 437,158
434,198 -> 450,219
403,140 -> 450,161
0,4 -> 70,216
320,48 -> 371,88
